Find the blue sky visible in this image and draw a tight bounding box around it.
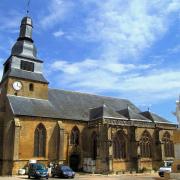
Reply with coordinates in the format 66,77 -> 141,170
0,0 -> 180,122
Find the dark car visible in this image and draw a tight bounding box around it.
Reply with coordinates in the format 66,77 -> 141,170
28,163 -> 49,179
51,165 -> 75,178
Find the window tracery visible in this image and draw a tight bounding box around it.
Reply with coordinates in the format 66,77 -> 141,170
113,130 -> 126,159
162,132 -> 174,157
34,123 -> 46,157
70,126 -> 80,145
139,130 -> 152,158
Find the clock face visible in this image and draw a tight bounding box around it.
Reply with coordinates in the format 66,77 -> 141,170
13,81 -> 22,91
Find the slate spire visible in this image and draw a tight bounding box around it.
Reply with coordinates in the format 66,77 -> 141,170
11,16 -> 37,59
18,16 -> 33,42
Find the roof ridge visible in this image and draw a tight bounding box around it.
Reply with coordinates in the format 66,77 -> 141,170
48,88 -> 130,102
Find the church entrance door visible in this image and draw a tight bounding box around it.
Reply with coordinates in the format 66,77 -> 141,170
70,153 -> 80,172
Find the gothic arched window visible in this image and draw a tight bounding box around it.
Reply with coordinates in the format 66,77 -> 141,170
70,126 -> 80,145
139,130 -> 152,158
113,130 -> 126,159
34,123 -> 46,157
91,132 -> 98,160
162,132 -> 174,157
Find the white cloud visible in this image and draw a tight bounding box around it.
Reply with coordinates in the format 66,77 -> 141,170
40,0 -> 74,29
80,0 -> 180,61
168,44 -> 180,54
166,0 -> 180,13
48,57 -> 180,104
42,0 -> 180,60
51,59 -> 153,75
120,71 -> 180,93
39,0 -> 180,106
0,11 -> 22,31
53,30 -> 65,37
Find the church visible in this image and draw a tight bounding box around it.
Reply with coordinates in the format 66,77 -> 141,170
0,16 -> 177,175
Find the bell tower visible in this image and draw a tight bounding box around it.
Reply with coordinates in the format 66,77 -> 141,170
0,16 -> 49,100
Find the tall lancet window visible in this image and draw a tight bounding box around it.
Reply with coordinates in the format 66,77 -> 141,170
70,126 -> 80,145
91,132 -> 98,160
34,123 -> 46,157
162,132 -> 174,157
139,130 -> 152,158
113,130 -> 127,159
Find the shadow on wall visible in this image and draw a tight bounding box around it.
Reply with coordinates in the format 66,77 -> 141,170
48,124 -> 59,161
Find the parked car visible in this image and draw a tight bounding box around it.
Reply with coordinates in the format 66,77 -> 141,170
28,163 -> 49,179
51,164 -> 75,178
158,160 -> 173,177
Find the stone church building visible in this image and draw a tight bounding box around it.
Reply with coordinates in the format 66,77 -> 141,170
0,17 -> 177,175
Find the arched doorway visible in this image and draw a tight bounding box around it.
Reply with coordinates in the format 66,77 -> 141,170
69,153 -> 80,172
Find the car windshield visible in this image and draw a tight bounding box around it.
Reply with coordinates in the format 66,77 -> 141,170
61,166 -> 72,171
36,164 -> 46,170
164,161 -> 173,167
166,162 -> 172,167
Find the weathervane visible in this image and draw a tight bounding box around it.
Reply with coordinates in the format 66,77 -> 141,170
26,0 -> 31,15
138,104 -> 152,112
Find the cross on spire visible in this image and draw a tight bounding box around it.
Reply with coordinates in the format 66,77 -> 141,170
26,0 -> 31,15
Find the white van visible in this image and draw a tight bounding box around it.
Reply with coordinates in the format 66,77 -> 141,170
158,160 -> 173,177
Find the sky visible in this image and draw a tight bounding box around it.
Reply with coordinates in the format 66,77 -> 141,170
0,0 -> 179,123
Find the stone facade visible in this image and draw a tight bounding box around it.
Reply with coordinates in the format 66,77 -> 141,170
172,100 -> 180,174
0,16 -> 177,175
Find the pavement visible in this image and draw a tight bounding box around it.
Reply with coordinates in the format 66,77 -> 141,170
0,173 -> 166,180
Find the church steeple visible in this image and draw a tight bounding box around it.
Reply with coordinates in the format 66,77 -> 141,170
18,16 -> 33,42
11,16 -> 37,59
1,16 -> 48,95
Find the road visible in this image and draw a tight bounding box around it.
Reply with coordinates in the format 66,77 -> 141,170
0,173 -> 165,180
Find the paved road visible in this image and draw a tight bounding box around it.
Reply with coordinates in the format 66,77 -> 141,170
0,173 -> 165,180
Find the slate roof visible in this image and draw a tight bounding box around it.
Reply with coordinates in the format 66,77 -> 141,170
8,95 -> 61,119
7,88 -> 174,125
2,68 -> 48,84
8,88 -> 139,121
140,111 -> 171,123
48,89 -> 140,121
89,104 -> 128,120
118,107 -> 152,122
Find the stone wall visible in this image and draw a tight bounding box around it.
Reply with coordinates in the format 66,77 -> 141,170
0,111 -> 176,175
6,78 -> 48,99
5,117 -> 87,174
